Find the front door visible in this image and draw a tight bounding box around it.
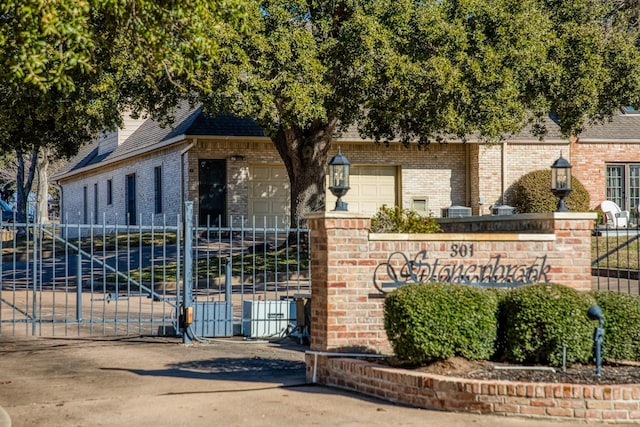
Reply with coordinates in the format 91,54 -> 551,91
198,159 -> 226,226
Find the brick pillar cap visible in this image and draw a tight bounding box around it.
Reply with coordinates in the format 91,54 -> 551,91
548,212 -> 597,220
439,212 -> 596,225
305,211 -> 372,220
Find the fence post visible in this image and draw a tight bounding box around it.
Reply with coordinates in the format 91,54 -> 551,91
225,258 -> 232,303
183,201 -> 194,344
76,253 -> 82,322
32,223 -> 38,335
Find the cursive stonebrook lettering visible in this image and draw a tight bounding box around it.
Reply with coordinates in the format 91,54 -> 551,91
373,250 -> 551,294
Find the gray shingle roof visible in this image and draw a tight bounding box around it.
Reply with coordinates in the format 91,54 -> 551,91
335,114 -> 567,143
578,111 -> 640,141
53,104 -> 640,180
187,112 -> 265,137
53,103 -> 266,179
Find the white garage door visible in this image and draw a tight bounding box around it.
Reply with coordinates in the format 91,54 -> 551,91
249,164 -> 397,226
326,165 -> 397,216
248,165 -> 290,227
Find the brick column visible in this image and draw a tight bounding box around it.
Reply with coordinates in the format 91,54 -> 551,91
305,211 -> 389,353
549,213 -> 596,291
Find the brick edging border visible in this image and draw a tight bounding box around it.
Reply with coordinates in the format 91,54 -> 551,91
306,356 -> 640,423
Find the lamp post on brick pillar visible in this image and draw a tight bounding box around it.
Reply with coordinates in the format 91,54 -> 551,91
551,154 -> 572,212
328,148 -> 350,211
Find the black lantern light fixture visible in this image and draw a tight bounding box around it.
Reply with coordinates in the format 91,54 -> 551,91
328,147 -> 350,211
551,154 -> 572,212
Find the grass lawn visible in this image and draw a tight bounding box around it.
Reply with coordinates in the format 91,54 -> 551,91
124,249 -> 310,282
592,233 -> 640,271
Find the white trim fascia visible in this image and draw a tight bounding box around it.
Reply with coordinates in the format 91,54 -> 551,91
501,139 -> 568,144
333,137 -> 568,144
576,138 -> 640,143
192,135 -> 270,142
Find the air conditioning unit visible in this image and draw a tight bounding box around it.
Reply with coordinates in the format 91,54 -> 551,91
441,206 -> 472,218
492,205 -> 516,216
242,300 -> 297,338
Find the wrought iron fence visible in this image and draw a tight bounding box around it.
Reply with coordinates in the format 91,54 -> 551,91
591,226 -> 640,294
0,212 -> 311,339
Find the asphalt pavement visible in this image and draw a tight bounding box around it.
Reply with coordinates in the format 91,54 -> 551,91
0,335 -> 603,427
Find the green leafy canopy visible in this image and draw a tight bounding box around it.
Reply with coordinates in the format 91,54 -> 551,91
3,0 -> 640,221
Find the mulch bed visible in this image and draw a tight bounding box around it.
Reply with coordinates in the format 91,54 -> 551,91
382,356 -> 640,385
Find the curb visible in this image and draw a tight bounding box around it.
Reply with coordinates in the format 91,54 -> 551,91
0,405 -> 10,427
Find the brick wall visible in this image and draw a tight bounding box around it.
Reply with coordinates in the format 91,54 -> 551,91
505,143 -> 570,205
60,144 -> 186,225
304,210 -> 628,423
476,143 -> 505,209
571,139 -> 640,210
306,211 -> 596,355
60,137 -> 570,225
305,358 -> 640,423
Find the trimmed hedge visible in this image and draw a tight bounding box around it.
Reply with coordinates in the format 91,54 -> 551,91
384,284 -> 640,367
498,284 -> 595,366
384,283 -> 498,364
591,291 -> 640,361
371,205 -> 442,233
511,169 -> 590,213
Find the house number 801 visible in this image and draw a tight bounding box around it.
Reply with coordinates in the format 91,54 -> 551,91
450,243 -> 474,257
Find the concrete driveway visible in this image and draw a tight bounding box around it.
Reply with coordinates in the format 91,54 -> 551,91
0,336 -> 592,427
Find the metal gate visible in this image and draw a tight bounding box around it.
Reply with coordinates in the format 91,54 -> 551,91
0,203 -> 311,339
592,226 -> 640,294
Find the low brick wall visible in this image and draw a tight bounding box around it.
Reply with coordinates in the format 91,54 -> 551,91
303,211 -> 623,422
306,356 -> 640,423
305,211 -> 597,355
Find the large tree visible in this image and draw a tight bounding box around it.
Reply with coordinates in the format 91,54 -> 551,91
3,1 -> 640,224
0,82 -> 120,222
150,0 -> 640,223
0,0 -> 249,220
0,0 -> 248,93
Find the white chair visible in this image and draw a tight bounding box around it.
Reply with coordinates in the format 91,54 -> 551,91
600,200 -> 630,228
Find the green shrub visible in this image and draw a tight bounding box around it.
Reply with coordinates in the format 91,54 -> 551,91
591,209 -> 604,226
510,169 -> 590,213
371,205 -> 442,233
499,283 -> 595,366
384,283 -> 498,364
591,291 -> 640,361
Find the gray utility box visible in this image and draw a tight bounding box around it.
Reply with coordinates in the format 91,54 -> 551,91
442,206 -> 472,218
492,205 -> 516,215
192,301 -> 233,337
242,300 -> 296,338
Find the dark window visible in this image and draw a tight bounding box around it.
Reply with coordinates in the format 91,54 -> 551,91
83,186 -> 88,224
154,166 -> 162,214
126,174 -> 137,225
107,179 -> 112,205
94,183 -> 99,224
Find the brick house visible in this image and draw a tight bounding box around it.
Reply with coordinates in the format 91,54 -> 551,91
52,102 -> 640,226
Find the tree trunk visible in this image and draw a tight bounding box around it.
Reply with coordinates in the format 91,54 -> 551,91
35,146 -> 50,223
15,149 -> 37,223
271,119 -> 337,226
